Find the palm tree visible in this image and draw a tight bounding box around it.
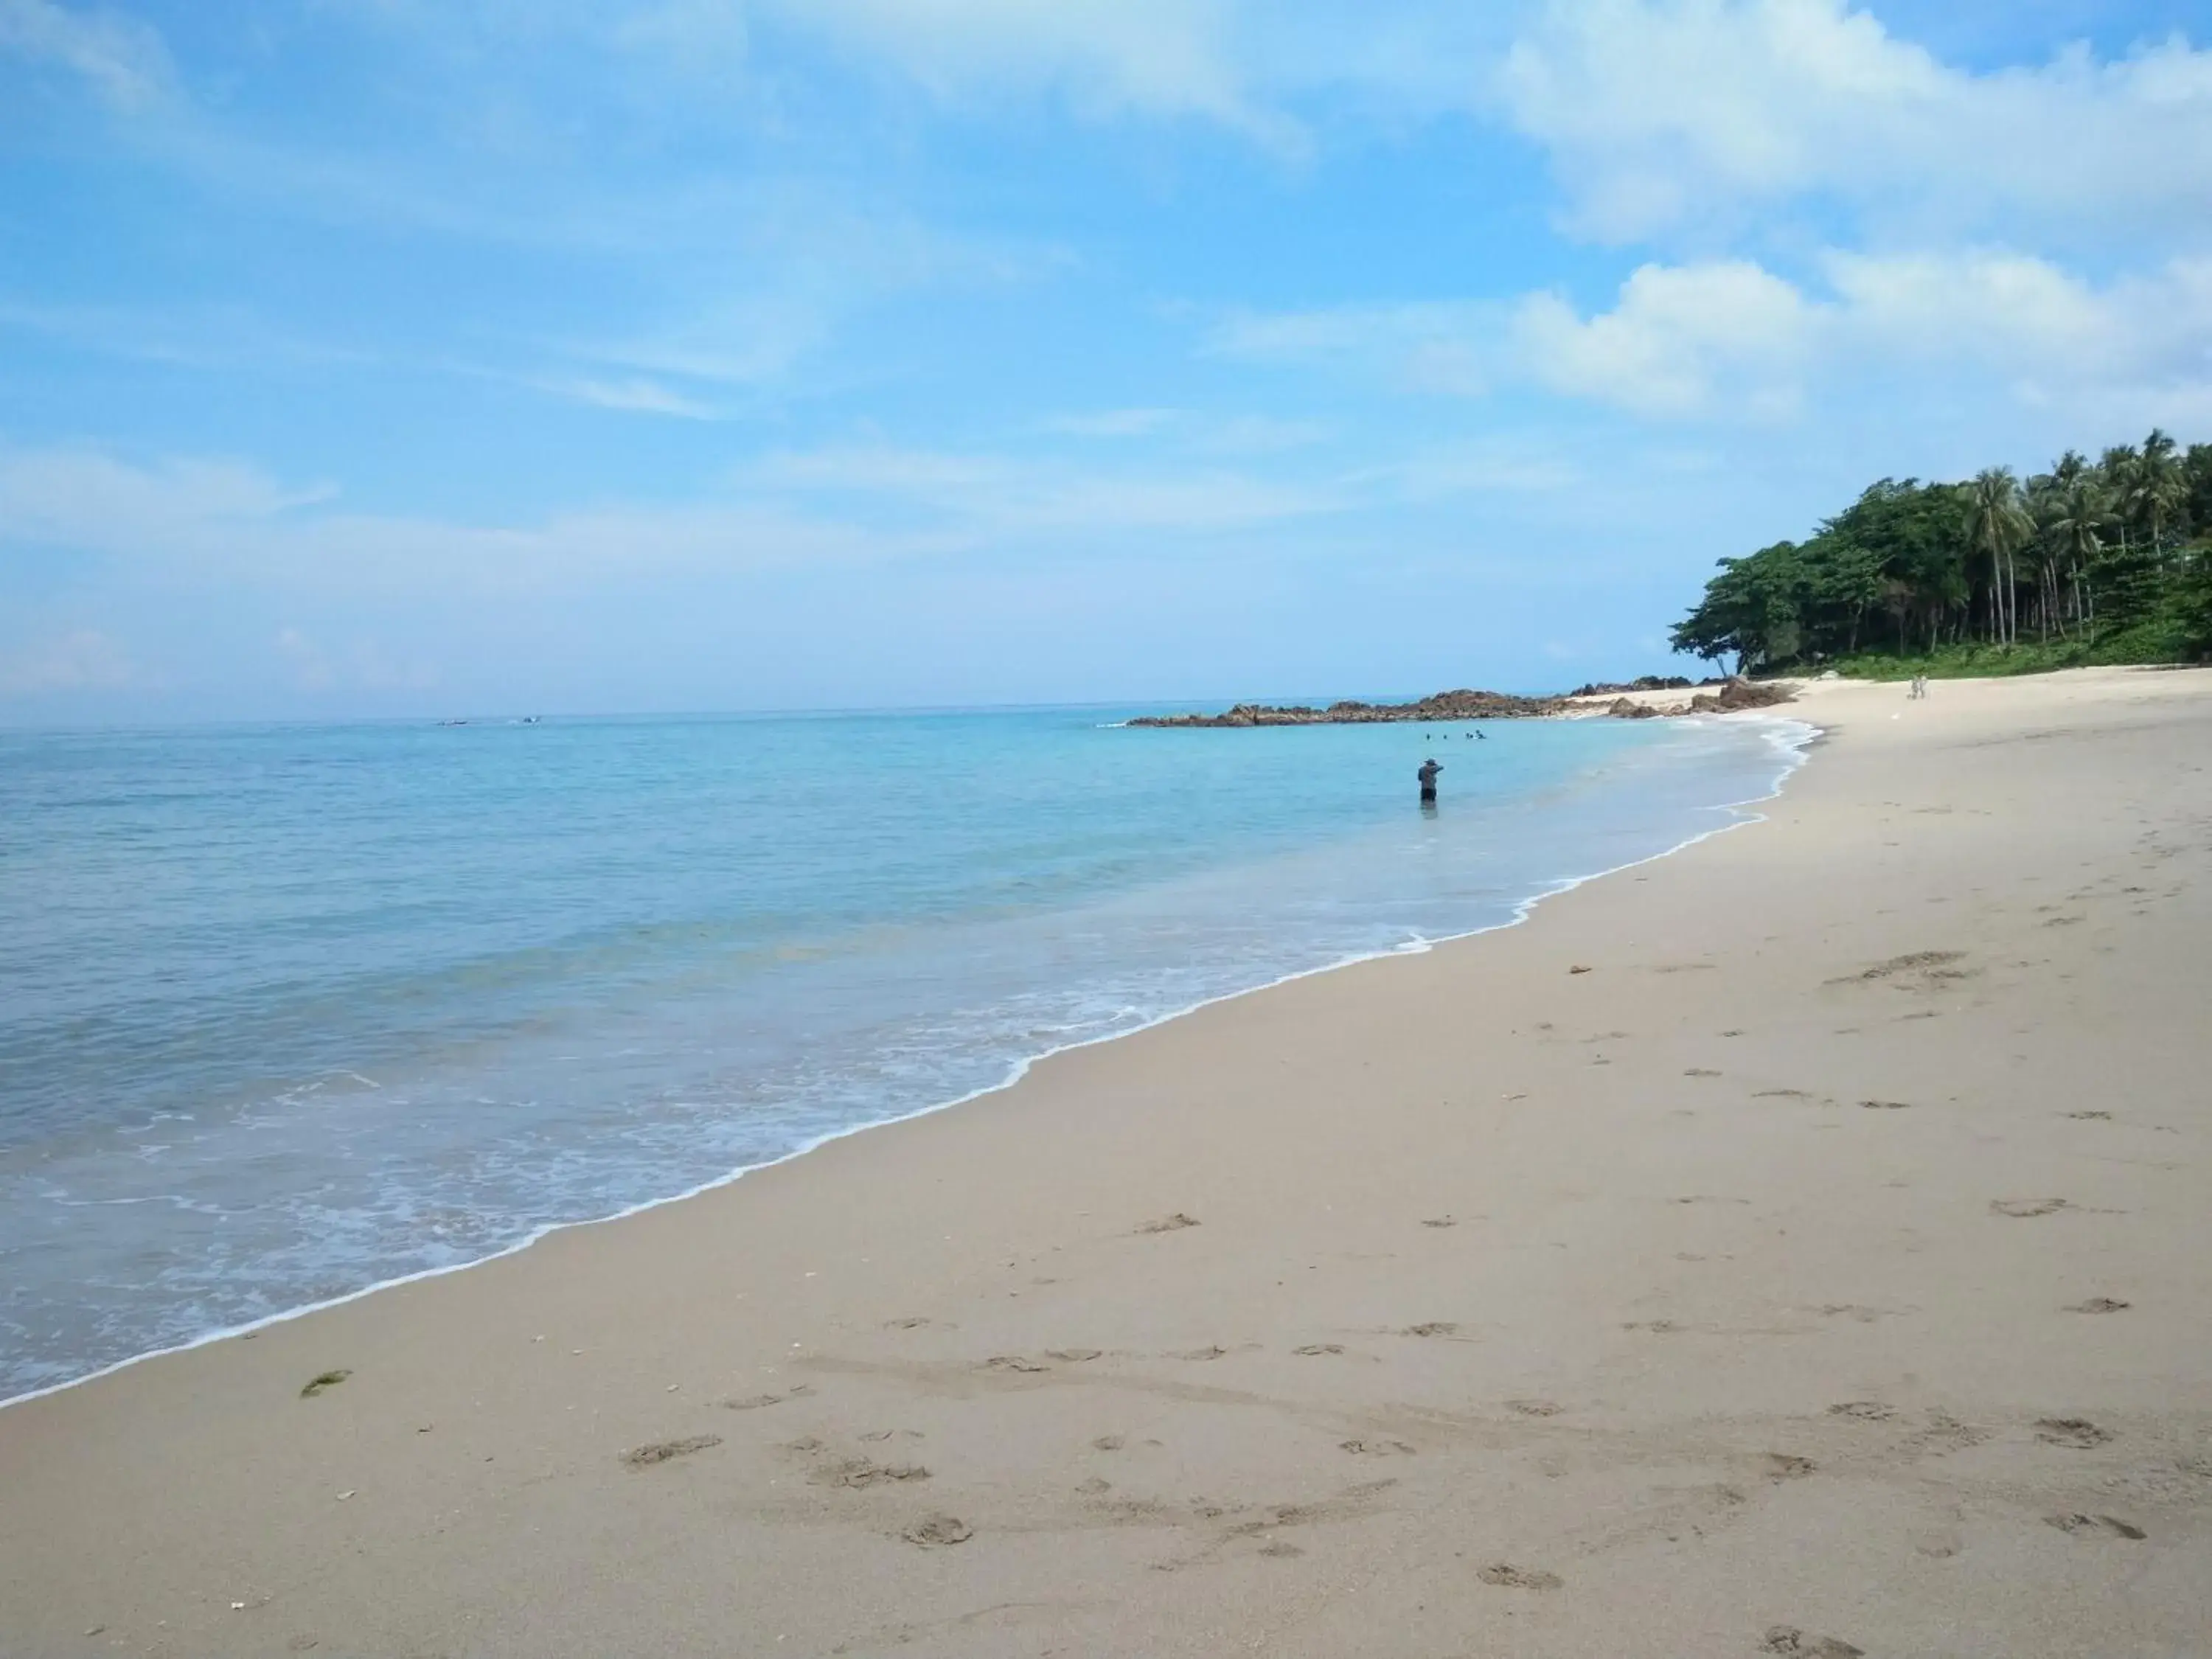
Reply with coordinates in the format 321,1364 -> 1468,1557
2039,476 -> 2112,639
1964,467 -> 2032,645
2101,444 -> 2142,559
2126,428 -> 2185,551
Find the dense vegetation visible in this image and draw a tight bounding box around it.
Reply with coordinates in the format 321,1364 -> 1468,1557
1670,431 -> 2212,677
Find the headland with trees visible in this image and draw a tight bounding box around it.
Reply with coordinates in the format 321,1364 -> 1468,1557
1670,431 -> 2212,679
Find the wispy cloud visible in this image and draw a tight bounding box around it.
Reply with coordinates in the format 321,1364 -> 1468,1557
1208,301 -> 1497,394
276,626 -> 440,694
1043,408 -> 1333,454
747,442 -> 1346,533
1046,407 -> 1181,438
0,0 -> 173,109
0,445 -> 336,551
0,627 -> 139,696
535,375 -> 723,420
0,297 -> 377,372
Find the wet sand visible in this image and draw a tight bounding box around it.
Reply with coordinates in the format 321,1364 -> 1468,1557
4,666 -> 2209,1658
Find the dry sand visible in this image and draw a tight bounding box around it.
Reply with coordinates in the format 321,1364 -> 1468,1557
4,667 -> 2210,1658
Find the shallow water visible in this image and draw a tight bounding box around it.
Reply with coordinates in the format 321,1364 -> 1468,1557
0,705 -> 1806,1399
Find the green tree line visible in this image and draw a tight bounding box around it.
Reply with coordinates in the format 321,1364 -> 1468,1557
1670,431 -> 2212,675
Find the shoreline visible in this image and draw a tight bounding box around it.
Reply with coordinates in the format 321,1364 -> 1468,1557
0,711 -> 1819,1415
7,667 -> 2206,1659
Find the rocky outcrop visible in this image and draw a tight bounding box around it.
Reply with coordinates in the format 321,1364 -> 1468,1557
1129,678 -> 1795,728
1130,688 -> 1564,727
1690,678 -> 1798,712
1601,678 -> 1799,718
1571,674 -> 1705,698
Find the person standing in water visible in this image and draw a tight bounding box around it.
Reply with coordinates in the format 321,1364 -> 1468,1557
1417,757 -> 1441,804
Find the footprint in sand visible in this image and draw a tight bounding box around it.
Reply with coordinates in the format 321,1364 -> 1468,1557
1174,1345 -> 1229,1362
1135,1214 -> 1200,1235
2048,1512 -> 2146,1540
1478,1564 -> 1563,1590
1045,1347 -> 1103,1363
1754,1089 -> 1815,1100
1860,1099 -> 1913,1110
813,1457 -> 931,1489
620,1434 -> 722,1468
1900,1412 -> 1991,1458
722,1385 -> 811,1411
1991,1198 -> 2069,1218
1420,1217 -> 1457,1228
984,1354 -> 1051,1374
1759,1627 -> 1863,1658
1506,1399 -> 1564,1417
1293,1343 -> 1345,1357
1826,1401 -> 1895,1422
1816,1304 -> 1888,1324
902,1514 -> 973,1547
2034,1417 -> 2110,1448
2066,1298 -> 2130,1315
884,1316 -> 933,1330
1402,1322 -> 1459,1339
1684,1068 -> 1723,1077
1844,949 -> 1968,984
1074,1477 -> 1113,1495
1338,1439 -> 1416,1457
1091,1435 -> 1125,1452
2064,1110 -> 2113,1121
299,1369 -> 352,1399
1761,1454 -> 1816,1480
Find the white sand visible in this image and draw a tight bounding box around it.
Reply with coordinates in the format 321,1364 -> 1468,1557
4,666 -> 2209,1658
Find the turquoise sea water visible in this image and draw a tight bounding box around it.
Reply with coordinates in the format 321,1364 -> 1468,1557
0,706 -> 1808,1401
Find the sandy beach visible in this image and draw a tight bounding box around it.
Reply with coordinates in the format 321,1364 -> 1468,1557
4,666 -> 2209,1659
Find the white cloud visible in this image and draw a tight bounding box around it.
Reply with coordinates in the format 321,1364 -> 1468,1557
0,628 -> 138,696
0,0 -> 172,108
1820,250 -> 2212,423
1516,260 -> 1813,416
1500,0 -> 2212,243
1206,250 -> 2212,423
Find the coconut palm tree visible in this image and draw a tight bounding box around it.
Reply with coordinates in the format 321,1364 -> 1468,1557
1964,467 -> 2032,645
2126,428 -> 2186,552
2039,476 -> 2112,639
2101,444 -> 2142,551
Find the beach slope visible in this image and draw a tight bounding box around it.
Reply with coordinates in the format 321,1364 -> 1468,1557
3,667 -> 2209,1658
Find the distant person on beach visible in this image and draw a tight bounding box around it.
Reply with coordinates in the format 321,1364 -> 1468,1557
1417,758 -> 1441,804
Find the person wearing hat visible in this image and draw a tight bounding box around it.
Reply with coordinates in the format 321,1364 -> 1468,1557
1417,757 -> 1441,804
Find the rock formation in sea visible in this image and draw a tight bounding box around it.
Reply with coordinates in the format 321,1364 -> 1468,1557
1129,679 -> 1794,728
1127,689 -> 1566,727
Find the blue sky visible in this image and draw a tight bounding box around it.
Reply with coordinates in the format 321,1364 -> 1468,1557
4,0 -> 2210,720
